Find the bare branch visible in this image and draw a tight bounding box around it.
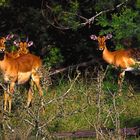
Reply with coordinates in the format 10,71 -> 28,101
45,69 -> 81,106
5,121 -> 15,133
24,119 -> 35,127
59,70 -> 80,99
41,0 -> 128,30
41,0 -> 70,30
49,59 -> 100,76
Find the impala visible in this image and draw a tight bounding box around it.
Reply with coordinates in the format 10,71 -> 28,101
0,35 -> 43,112
90,34 -> 140,93
13,37 -> 33,58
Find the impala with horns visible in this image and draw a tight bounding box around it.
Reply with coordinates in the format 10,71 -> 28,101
0,35 -> 43,112
0,34 -> 14,49
90,34 -> 140,93
8,36 -> 33,58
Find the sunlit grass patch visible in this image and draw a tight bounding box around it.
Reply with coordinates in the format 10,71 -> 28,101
2,68 -> 140,139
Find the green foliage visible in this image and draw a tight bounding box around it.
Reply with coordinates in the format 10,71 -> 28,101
96,8 -> 139,49
0,0 -> 9,6
103,80 -> 118,93
46,71 -> 140,133
48,1 -> 80,30
44,47 -> 63,68
94,0 -> 114,12
60,12 -> 80,31
97,8 -> 139,37
9,45 -> 17,51
136,0 -> 140,8
103,66 -> 130,94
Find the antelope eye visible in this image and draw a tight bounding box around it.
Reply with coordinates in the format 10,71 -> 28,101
28,42 -> 31,45
4,41 -> 7,45
1,41 -> 5,44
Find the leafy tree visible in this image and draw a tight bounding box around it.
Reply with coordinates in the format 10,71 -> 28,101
96,8 -> 140,49
0,0 -> 140,67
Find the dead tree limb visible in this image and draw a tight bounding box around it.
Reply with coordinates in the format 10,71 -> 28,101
53,127 -> 140,139
49,59 -> 101,76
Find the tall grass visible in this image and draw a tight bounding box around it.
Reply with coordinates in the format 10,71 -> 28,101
1,67 -> 140,139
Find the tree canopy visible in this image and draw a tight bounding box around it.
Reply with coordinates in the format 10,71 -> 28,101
0,0 -> 140,68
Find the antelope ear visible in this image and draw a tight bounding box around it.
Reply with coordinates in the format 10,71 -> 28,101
27,41 -> 33,47
90,35 -> 98,40
105,34 -> 112,40
6,34 -> 14,40
13,40 -> 19,47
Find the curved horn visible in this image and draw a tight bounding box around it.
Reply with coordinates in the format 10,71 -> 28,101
26,37 -> 29,42
6,34 -> 14,40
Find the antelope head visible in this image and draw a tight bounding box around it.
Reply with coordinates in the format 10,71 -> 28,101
0,34 -> 15,59
0,34 -> 15,49
0,37 -> 6,51
0,37 -> 6,60
14,37 -> 33,52
90,34 -> 112,51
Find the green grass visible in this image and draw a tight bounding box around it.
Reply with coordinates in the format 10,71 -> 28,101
1,71 -> 140,139
44,77 -> 140,131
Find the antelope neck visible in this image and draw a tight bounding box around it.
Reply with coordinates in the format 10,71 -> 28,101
102,46 -> 114,64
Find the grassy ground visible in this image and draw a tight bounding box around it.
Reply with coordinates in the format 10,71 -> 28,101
1,68 -> 140,139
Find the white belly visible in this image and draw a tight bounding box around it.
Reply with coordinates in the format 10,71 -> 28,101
124,67 -> 135,71
18,72 -> 31,84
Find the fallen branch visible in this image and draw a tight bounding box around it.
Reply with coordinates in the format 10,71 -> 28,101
54,130 -> 96,138
53,127 -> 140,139
49,59 -> 101,76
